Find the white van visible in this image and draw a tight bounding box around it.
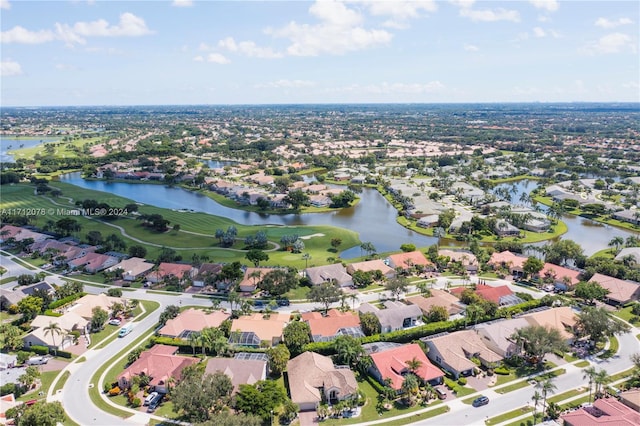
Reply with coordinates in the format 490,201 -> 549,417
118,323 -> 133,337
26,356 -> 49,365
144,392 -> 159,406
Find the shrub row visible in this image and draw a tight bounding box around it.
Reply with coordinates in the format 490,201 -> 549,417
301,299 -> 548,356
363,372 -> 387,394
48,292 -> 86,310
43,309 -> 63,317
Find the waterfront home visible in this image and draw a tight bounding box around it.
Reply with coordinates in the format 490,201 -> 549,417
358,301 -> 422,333
158,308 -> 230,338
386,250 -> 433,272
117,345 -> 199,393
438,249 -> 479,273
586,273 -> 640,306
301,309 -> 363,342
416,215 -> 439,228
421,330 -> 502,379
369,343 -> 444,391
304,264 -> 353,288
487,251 -> 527,277
615,247 -> 640,268
494,219 -> 520,237
346,259 -> 396,279
204,357 -> 267,394
287,352 -> 358,411
538,263 -> 581,290
612,209 -> 640,225
107,257 -> 154,281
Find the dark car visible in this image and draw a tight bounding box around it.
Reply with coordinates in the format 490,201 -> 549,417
472,396 -> 490,407
277,298 -> 290,307
147,394 -> 164,412
254,300 -> 264,308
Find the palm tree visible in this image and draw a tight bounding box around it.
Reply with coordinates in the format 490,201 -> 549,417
536,378 -> 557,420
405,357 -> 423,375
349,293 -> 359,310
608,236 -> 624,254
43,321 -> 63,356
531,390 -> 542,423
401,373 -> 420,402
302,253 -> 311,269
582,366 -> 597,403
228,290 -> 241,312
188,331 -> 201,355
594,368 -> 610,399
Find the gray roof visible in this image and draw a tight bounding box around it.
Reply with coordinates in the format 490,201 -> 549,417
305,263 -> 352,286
358,301 -> 422,330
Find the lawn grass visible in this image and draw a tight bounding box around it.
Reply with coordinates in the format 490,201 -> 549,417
485,406 -> 532,425
134,300 -> 160,322
574,360 -> 590,368
454,386 -> 477,398
612,305 -> 636,323
53,371 -> 71,394
491,372 -> 518,387
533,368 -> 566,382
495,380 -> 530,394
599,336 -> 619,359
17,370 -> 60,402
0,276 -> 16,284
86,324 -> 121,349
547,388 -> 584,404
382,406 -> 450,426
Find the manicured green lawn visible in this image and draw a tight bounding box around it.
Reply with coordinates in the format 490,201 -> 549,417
490,372 -> 517,387
495,380 -> 530,394
86,324 -> 121,349
574,360 -> 590,368
485,406 -> 532,425
17,370 -> 60,402
533,368 -> 566,382
547,388 -> 584,404
599,336 -> 619,359
53,371 -> 71,393
612,305 -> 636,323
382,406 -> 450,426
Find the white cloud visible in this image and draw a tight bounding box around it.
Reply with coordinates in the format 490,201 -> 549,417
529,0 -> 559,12
459,7 -> 520,22
449,0 -> 475,8
1,26 -> 55,44
64,12 -> 153,38
338,81 -> 445,95
172,0 -> 193,7
1,60 -> 22,76
464,43 -> 479,51
533,27 -> 546,37
254,79 -> 316,89
581,32 -> 636,55
217,37 -> 282,58
204,53 -> 230,64
595,17 -> 633,29
193,55 -> 204,62
0,0 -> 10,10
356,0 -> 437,27
310,0 -> 363,27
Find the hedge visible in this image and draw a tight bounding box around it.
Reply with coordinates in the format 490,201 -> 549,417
52,349 -> 72,358
48,292 -> 86,310
363,372 -> 387,394
301,299 -> 549,356
29,345 -> 49,355
43,310 -> 63,317
494,367 -> 511,375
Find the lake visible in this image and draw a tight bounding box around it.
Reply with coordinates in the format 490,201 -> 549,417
0,135 -> 61,163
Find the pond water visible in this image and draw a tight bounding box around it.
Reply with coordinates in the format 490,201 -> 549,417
59,172 -> 437,258
492,180 -> 639,255
0,135 -> 61,163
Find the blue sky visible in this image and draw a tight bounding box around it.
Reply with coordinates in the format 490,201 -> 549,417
1,0 -> 638,106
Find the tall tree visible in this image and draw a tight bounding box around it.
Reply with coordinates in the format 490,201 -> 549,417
576,306 -> 630,344
43,322 -> 63,356
385,276 -> 409,300
308,282 -> 342,314
510,325 -> 567,365
536,377 -> 557,420
282,321 -> 311,356
266,344 -> 290,376
172,366 -> 233,422
245,249 -> 269,267
582,366 -> 597,403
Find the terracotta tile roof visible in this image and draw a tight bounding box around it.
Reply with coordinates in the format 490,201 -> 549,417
287,352 -> 358,406
67,294 -> 125,320
561,397 -> 640,426
117,344 -> 199,388
487,251 -> 527,269
370,343 -> 443,390
475,284 -> 514,304
387,251 -> 432,269
590,273 -> 640,304
158,308 -> 230,337
540,263 -> 581,285
204,357 -> 267,394
522,306 -> 577,340
346,259 -> 395,276
157,262 -> 194,279
230,313 -> 289,343
301,309 -> 361,339
406,290 -> 465,315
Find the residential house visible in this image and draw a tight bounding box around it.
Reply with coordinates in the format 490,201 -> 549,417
0,281 -> 54,309
117,345 -> 200,393
0,354 -> 17,370
358,301 -> 423,333
406,290 -> 466,316
521,306 -> 577,341
204,357 -> 267,394
305,264 -> 353,288
287,351 -> 358,411
386,251 -> 433,272
422,330 -> 502,379
612,209 -> 640,225
107,257 -> 154,282
619,388 -> 640,412
561,397 -> 640,426
68,252 -> 119,273
450,284 -> 523,307
158,308 -> 230,338
494,220 -> 520,237
475,317 -> 531,357
238,267 -> 273,293
539,263 -> 581,290
192,263 -> 223,287
229,313 -> 290,347
588,273 -> 640,306
369,343 -> 444,391
301,309 -> 363,342
146,262 -> 196,284
66,293 -> 126,321
0,225 -> 50,244
438,250 -> 479,274
416,215 -> 439,228
23,312 -> 89,350
0,394 -> 19,423
346,259 -> 396,279
487,251 -> 527,277
615,247 -> 640,268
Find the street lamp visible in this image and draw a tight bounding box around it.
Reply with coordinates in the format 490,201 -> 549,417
270,410 -> 274,426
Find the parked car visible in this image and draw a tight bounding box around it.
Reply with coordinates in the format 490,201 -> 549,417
254,300 -> 264,308
144,392 -> 159,406
276,298 -> 290,307
472,396 -> 490,407
434,386 -> 447,399
108,318 -> 121,326
147,394 -> 164,412
26,356 -> 48,366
